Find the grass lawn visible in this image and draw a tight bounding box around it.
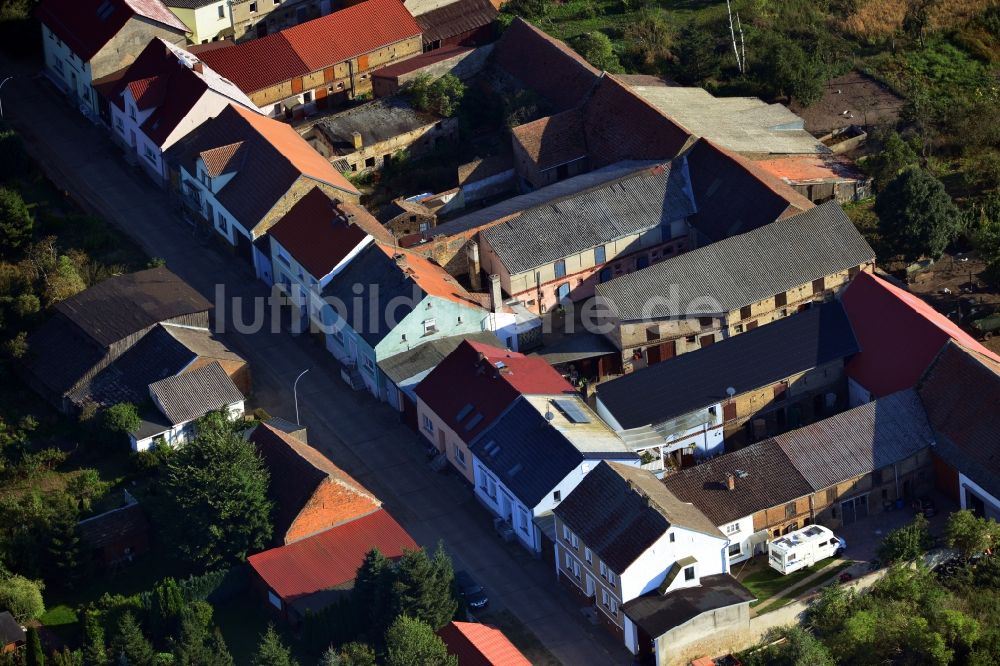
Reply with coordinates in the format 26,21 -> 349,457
741,556 -> 838,608
759,561 -> 856,613
478,609 -> 560,666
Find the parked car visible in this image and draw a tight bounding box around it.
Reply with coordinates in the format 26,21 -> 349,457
455,571 -> 489,610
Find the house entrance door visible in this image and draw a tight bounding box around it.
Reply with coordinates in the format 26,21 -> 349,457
556,282 -> 570,302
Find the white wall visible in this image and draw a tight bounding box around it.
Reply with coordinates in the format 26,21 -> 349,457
42,24 -> 97,115
192,2 -> 233,43
621,526 -> 728,602
959,473 -> 1000,521
133,400 -> 245,451
720,515 -> 756,565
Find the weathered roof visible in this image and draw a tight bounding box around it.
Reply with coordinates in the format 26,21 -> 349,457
919,341 -> 1000,500
372,44 -> 476,80
595,201 -> 874,322
197,0 -> 421,94
510,109 -> 586,171
623,574 -> 755,639
248,509 -> 416,602
77,503 -> 149,550
555,462 -> 722,573
53,266 -> 211,349
160,323 -> 245,363
480,162 -> 694,275
148,361 -> 243,425
416,0 -> 496,45
0,611 -> 24,647
597,302 -> 858,430
36,0 -> 186,62
754,154 -> 868,184
437,622 -> 531,666
469,395 -> 635,508
843,271 -> 1000,398
378,331 -> 505,385
311,98 -> 438,154
250,423 -> 381,543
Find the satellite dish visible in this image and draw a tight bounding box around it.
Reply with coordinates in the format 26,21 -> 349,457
545,410 -> 555,422
726,387 -> 736,397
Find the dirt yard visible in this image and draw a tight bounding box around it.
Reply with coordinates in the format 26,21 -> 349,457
791,70 -> 906,136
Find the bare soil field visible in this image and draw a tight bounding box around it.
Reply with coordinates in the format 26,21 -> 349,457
791,70 -> 906,136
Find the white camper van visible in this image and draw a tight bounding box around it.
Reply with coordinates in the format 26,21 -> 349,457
768,525 -> 846,575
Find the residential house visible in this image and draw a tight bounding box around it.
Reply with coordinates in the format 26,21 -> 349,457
477,162 -> 695,314
371,44 -> 489,98
415,339 -> 575,482
841,270 -> 1000,405
918,341 -> 1000,520
469,394 -> 639,554
229,0 -> 331,41
304,98 -> 458,174
0,613 -> 25,654
197,0 -> 422,117
553,461 -> 751,663
595,201 -> 875,370
318,242 -> 490,401
165,0 -> 241,43
249,422 -> 382,544
77,494 -> 150,568
377,331 -> 504,425
20,267 -> 225,412
595,301 -> 860,461
266,187 -> 390,328
378,195 -> 441,238
415,0 -> 497,52
247,508 -> 417,622
436,622 -> 531,666
95,38 -> 260,184
165,104 -> 360,278
662,389 -> 935,564
133,361 -> 245,450
37,0 -> 188,120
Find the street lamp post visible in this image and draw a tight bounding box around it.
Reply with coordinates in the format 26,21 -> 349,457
293,368 -> 310,426
0,77 -> 13,121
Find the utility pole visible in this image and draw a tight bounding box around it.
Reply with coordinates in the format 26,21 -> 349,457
293,368 -> 310,425
0,77 -> 13,121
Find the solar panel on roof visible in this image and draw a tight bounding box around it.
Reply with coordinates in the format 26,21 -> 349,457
554,399 -> 591,423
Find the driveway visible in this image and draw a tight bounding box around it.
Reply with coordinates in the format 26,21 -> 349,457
3,70 -> 630,665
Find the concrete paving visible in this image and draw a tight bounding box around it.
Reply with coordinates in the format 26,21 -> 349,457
3,70 -> 631,665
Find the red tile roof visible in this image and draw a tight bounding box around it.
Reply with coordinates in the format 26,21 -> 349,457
248,509 -> 416,601
267,187 -> 371,279
437,622 -> 531,666
842,271 -> 1000,398
511,109 -> 586,171
37,0 -> 186,62
373,242 -> 484,310
198,0 -> 421,94
415,340 -> 574,442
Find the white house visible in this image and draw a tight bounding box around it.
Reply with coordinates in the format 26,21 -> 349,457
38,0 -> 188,120
166,0 -> 234,44
130,361 -> 245,451
468,395 -> 639,554
101,39 -> 260,184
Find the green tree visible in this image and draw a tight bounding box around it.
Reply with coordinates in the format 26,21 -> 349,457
383,616 -> 456,666
501,0 -> 545,19
865,131 -> 919,190
83,610 -> 108,666
753,33 -> 825,107
336,643 -> 375,666
407,74 -> 466,117
102,403 -> 141,438
172,601 -> 233,666
968,196 -> 1000,281
163,411 -> 272,567
318,646 -> 341,666
251,626 -> 298,666
877,513 -> 932,563
44,255 -> 86,305
0,187 -> 33,255
150,578 -> 185,642
742,626 -> 834,666
945,509 -> 1000,560
806,584 -> 855,637
570,32 -> 621,73
673,23 -> 720,84
45,500 -> 83,590
875,167 -> 962,261
26,627 -> 44,666
622,9 -> 672,72
392,544 -> 458,630
49,648 -> 82,666
0,574 -> 44,623
352,549 -> 397,642
114,612 -> 155,666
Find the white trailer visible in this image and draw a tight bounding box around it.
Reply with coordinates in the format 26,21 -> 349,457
768,525 -> 844,575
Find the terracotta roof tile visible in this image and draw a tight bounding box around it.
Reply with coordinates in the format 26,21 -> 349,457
511,109 -> 586,171
199,141 -> 245,177
437,622 -> 531,666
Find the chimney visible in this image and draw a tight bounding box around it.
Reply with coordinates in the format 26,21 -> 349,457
466,243 -> 482,291
352,131 -> 363,150
725,473 -> 735,491
192,61 -> 203,74
489,274 -> 503,314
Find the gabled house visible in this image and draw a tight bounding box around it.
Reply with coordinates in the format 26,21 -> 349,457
226,0 -> 331,43
197,0 -> 423,117
595,201 -> 875,371
249,422 -> 382,545
437,622 -> 531,666
164,0 -> 237,44
165,104 -> 360,278
662,389 -> 935,563
0,612 -> 25,654
841,270 -> 1000,405
553,461 -> 748,663
319,242 -> 489,400
596,301 -> 860,460
918,341 -> 1000,520
135,361 -> 245,450
77,492 -> 150,568
415,0 -> 497,52
95,38 -> 260,184
415,339 -> 575,482
37,0 -> 188,120
469,394 -> 638,554
248,508 -> 417,623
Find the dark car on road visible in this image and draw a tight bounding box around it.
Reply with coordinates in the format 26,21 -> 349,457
455,571 -> 489,610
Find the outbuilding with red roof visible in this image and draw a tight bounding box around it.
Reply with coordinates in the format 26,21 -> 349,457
437,621 -> 531,666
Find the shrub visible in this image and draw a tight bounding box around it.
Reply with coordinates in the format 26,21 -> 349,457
102,402 -> 141,437
0,574 -> 45,623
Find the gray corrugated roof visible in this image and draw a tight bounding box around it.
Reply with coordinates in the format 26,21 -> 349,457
773,388 -> 935,491
149,361 -> 244,425
596,201 -> 874,321
481,162 -> 695,275
378,331 -> 505,384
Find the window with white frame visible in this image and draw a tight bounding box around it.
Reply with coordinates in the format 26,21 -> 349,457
455,448 -> 466,466
725,522 -> 740,535
584,547 -> 592,564
423,318 -> 437,334
571,533 -> 578,548
519,510 -> 528,534
115,116 -> 124,132
362,356 -> 376,374
601,589 -> 617,615
728,543 -> 742,557
144,144 -> 156,163
422,414 -> 433,434
599,561 -> 608,579
562,525 -> 571,542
